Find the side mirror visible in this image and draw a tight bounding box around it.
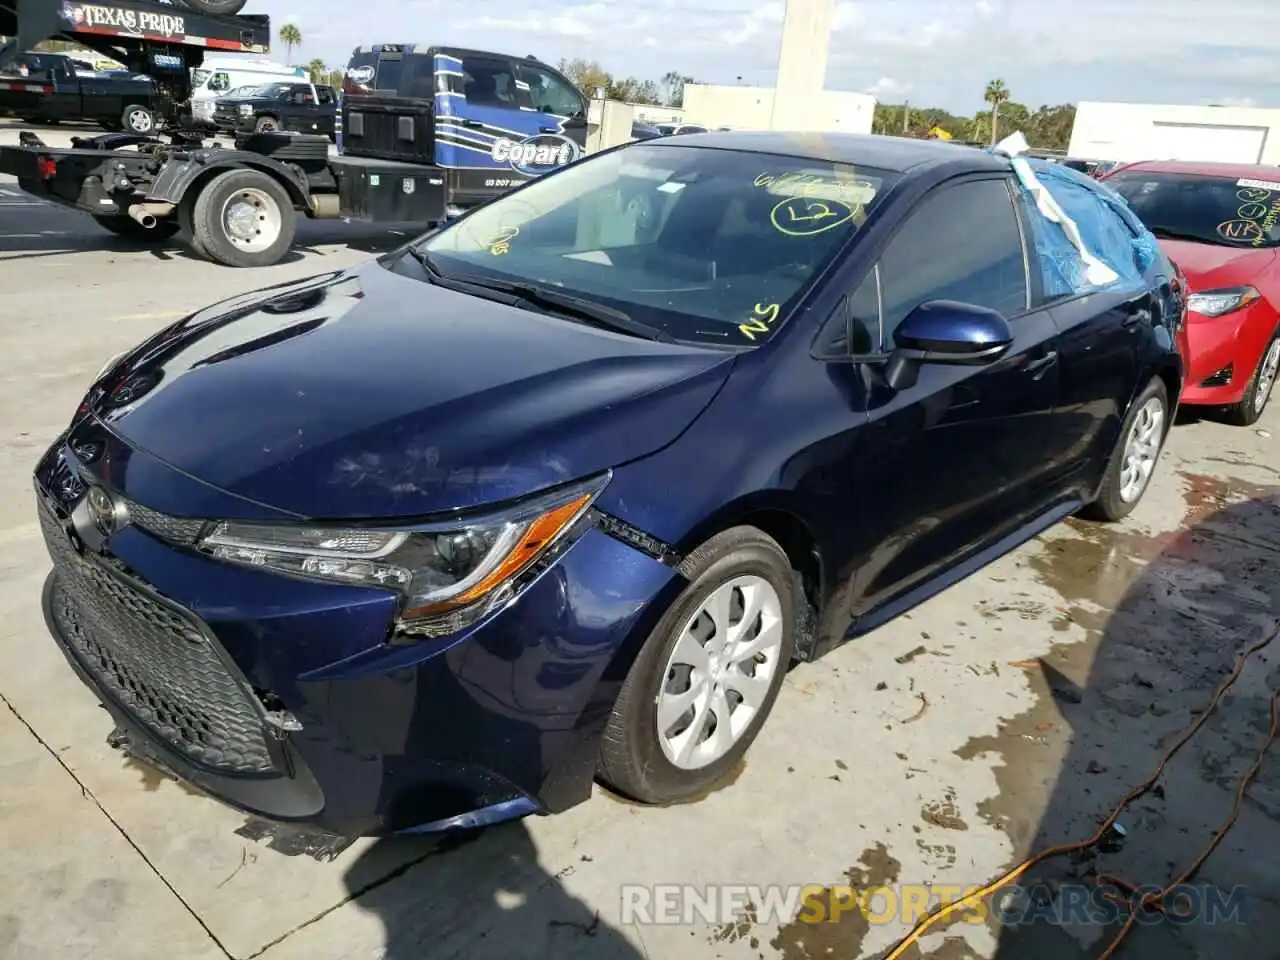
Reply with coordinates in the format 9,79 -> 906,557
883,300 -> 1013,391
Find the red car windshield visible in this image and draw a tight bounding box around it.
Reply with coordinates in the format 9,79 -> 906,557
1107,171 -> 1280,249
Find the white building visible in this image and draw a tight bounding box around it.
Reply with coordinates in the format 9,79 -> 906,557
681,83 -> 874,134
1069,101 -> 1280,165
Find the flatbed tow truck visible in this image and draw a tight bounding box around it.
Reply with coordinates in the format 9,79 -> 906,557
0,0 -> 587,266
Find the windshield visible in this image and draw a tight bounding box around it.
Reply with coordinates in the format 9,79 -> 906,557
191,68 -> 211,87
417,143 -> 895,345
1107,171 -> 1280,248
254,83 -> 291,99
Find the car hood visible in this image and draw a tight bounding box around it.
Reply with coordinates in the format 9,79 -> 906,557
91,261 -> 735,519
1157,238 -> 1275,288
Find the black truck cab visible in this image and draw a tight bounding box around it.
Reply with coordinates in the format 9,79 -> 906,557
213,80 -> 337,138
341,44 -> 588,210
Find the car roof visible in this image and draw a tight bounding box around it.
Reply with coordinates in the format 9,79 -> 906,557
1110,159 -> 1278,180
646,131 -> 1010,174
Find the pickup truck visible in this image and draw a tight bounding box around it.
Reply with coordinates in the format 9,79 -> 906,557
212,80 -> 337,139
0,52 -> 160,133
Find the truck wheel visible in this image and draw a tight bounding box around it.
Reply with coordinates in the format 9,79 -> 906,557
180,0 -> 247,13
123,105 -> 155,135
92,215 -> 181,243
254,115 -> 280,133
192,168 -> 296,268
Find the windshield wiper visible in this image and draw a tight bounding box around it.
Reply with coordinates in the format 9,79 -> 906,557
462,277 -> 674,342
405,249 -> 673,343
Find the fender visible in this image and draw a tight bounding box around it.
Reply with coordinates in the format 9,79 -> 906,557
145,149 -> 310,208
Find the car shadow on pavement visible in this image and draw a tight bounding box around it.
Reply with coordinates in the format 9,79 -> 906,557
985,489 -> 1280,959
0,222 -> 420,264
340,822 -> 644,959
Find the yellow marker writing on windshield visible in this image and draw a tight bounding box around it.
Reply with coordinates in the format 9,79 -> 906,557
739,302 -> 781,340
487,226 -> 520,255
770,197 -> 856,237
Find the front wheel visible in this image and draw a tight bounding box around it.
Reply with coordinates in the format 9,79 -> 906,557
191,168 -> 296,267
598,526 -> 795,804
1226,331 -> 1280,427
1081,377 -> 1170,522
254,115 -> 280,133
122,104 -> 155,135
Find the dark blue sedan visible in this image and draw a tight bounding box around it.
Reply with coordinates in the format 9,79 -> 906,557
34,133 -> 1184,835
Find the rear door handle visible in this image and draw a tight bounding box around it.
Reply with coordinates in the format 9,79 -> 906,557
1025,350 -> 1059,379
459,119 -> 484,128
539,125 -> 559,133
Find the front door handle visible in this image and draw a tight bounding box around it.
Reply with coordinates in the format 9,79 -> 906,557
1025,350 -> 1059,379
459,119 -> 484,128
538,125 -> 560,133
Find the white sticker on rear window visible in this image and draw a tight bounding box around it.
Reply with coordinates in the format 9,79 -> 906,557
1237,177 -> 1280,193
753,171 -> 877,207
656,181 -> 685,193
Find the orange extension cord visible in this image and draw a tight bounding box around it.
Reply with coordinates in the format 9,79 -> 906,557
881,619 -> 1280,960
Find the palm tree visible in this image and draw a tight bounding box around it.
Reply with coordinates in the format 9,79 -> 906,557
984,78 -> 1010,145
307,58 -> 326,84
278,23 -> 302,65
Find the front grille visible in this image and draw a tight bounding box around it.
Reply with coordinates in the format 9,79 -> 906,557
126,501 -> 205,545
38,500 -> 277,776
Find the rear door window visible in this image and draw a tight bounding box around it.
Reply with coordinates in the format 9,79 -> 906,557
458,55 -> 520,111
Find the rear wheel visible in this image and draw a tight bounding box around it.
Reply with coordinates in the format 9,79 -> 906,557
1225,331 -> 1280,426
598,526 -> 795,804
1081,377 -> 1169,522
92,215 -> 180,243
192,168 -> 296,267
122,104 -> 155,135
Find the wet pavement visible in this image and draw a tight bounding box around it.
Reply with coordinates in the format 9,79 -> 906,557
1,118 -> 1278,959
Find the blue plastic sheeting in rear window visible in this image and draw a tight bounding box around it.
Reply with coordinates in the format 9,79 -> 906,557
1016,159 -> 1160,298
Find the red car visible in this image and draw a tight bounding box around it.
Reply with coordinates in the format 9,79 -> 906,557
1102,160 -> 1280,425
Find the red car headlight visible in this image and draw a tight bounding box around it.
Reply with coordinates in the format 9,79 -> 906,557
1187,285 -> 1261,318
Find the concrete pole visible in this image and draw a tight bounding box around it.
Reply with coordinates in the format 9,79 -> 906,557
769,0 -> 835,130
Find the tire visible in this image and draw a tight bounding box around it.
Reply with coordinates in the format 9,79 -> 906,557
179,0 -> 247,13
598,526 -> 796,804
122,105 -> 155,135
1081,377 -> 1170,522
192,168 -> 296,267
1225,331 -> 1280,427
254,114 -> 280,133
176,193 -> 205,259
92,214 -> 180,243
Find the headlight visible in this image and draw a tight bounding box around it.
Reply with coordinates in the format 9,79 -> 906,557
196,473 -> 609,639
239,104 -> 253,116
1187,286 -> 1260,318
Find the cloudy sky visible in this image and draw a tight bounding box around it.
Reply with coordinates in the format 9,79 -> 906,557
283,0 -> 1280,114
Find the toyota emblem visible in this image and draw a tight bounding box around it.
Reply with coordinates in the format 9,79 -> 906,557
86,486 -> 119,537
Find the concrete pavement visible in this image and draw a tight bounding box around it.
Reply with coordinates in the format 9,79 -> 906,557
1,118 -> 1277,960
